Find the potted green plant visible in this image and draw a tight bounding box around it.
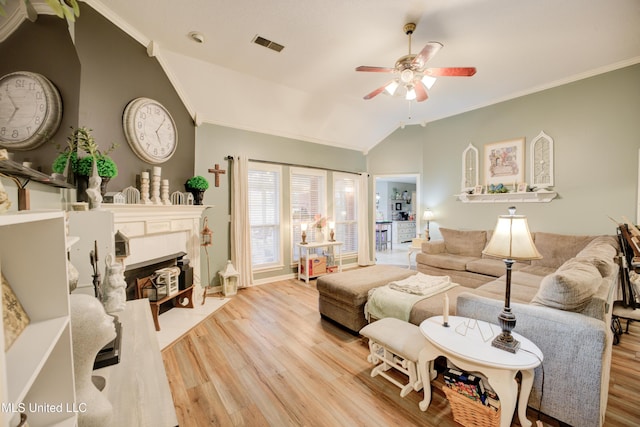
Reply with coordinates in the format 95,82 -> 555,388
52,126 -> 118,200
185,175 -> 209,205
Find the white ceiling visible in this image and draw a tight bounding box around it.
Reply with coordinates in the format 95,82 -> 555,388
8,1 -> 640,153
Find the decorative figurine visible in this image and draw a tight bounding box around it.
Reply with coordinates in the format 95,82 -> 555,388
102,254 -> 126,313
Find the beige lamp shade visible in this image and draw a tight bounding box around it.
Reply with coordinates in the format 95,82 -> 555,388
423,209 -> 435,221
482,215 -> 541,261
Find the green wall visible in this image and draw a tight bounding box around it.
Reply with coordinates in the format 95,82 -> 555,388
368,63 -> 640,239
195,124 -> 367,284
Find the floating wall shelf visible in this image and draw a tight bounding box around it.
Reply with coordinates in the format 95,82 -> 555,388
457,190 -> 557,203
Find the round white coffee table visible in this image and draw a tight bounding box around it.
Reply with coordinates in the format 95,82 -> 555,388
418,316 -> 543,427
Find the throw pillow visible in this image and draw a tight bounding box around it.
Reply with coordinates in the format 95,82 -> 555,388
440,228 -> 486,257
531,259 -> 602,312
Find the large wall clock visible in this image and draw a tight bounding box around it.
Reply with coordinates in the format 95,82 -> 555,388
123,97 -> 178,164
0,71 -> 63,150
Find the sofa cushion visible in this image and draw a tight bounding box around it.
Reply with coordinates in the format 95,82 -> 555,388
519,265 -> 558,277
417,253 -> 476,271
440,228 -> 487,257
575,237 -> 618,277
530,232 -> 594,269
531,259 -> 602,311
465,258 -> 525,277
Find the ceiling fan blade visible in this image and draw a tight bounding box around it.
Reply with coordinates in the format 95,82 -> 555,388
363,81 -> 395,100
412,42 -> 443,69
355,66 -> 395,73
414,81 -> 428,102
425,67 -> 477,77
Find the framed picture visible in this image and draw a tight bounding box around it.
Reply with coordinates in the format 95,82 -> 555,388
484,138 -> 525,186
473,185 -> 483,194
517,182 -> 528,192
395,202 -> 402,210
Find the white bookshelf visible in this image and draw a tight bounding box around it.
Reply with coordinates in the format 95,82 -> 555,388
0,211 -> 76,427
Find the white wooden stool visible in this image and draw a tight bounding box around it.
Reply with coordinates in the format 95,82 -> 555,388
360,317 -> 428,397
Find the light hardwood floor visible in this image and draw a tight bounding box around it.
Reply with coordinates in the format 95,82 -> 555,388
162,279 -> 640,427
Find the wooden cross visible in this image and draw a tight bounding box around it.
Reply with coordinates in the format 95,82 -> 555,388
208,164 -> 226,187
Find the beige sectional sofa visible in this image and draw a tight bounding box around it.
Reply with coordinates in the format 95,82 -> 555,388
413,228 -> 619,427
317,228 -> 618,427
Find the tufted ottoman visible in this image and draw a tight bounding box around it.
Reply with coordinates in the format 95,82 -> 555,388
316,265 -> 416,332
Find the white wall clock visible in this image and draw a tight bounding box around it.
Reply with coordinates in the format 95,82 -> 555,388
0,71 -> 63,150
123,97 -> 178,164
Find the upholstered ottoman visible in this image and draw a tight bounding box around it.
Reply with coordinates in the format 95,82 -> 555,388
360,317 -> 427,398
317,265 -> 416,332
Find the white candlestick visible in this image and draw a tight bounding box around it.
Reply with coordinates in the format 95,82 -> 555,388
153,166 -> 161,176
443,293 -> 449,326
141,171 -> 149,179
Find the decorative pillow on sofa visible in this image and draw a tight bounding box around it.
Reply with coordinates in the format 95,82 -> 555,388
531,259 -> 602,312
440,228 -> 486,257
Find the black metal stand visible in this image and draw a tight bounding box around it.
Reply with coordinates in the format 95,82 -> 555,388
492,258 -> 520,353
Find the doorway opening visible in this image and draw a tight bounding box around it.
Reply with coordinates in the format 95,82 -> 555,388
373,174 -> 420,267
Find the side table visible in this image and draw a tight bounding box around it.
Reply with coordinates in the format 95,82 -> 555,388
296,241 -> 343,284
418,316 -> 543,427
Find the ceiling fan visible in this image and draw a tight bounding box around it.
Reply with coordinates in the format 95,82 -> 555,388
356,23 -> 476,102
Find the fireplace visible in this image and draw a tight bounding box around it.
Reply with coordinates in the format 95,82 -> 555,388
68,205 -> 208,299
103,204 -> 208,300
123,251 -> 192,301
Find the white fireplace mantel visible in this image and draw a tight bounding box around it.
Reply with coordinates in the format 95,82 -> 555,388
104,204 -> 211,297
68,204 -> 212,302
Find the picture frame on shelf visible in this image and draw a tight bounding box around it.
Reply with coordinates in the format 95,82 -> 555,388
483,138 -> 525,187
517,182 -> 528,192
473,185 -> 484,194
395,202 -> 402,210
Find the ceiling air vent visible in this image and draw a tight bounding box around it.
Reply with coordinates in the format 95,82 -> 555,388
252,35 -> 284,52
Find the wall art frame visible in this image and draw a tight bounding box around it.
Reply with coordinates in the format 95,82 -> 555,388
461,143 -> 479,192
530,130 -> 554,189
483,138 -> 525,187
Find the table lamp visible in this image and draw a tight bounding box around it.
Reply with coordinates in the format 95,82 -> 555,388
482,206 -> 541,353
422,209 -> 435,240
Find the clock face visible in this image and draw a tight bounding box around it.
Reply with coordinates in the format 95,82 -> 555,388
123,97 -> 178,164
0,71 -> 63,150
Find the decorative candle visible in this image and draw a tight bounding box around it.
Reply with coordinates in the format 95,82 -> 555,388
162,179 -> 169,185
443,293 -> 449,326
141,171 -> 149,179
153,166 -> 161,176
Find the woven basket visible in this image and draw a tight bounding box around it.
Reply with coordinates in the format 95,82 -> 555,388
442,386 -> 501,427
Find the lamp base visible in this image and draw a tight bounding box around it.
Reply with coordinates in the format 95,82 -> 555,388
491,331 -> 520,353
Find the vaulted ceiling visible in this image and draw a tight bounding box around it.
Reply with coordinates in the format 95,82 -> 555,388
5,0 -> 640,153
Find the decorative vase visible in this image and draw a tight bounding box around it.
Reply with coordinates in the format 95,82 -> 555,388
184,184 -> 205,205
315,228 -> 325,243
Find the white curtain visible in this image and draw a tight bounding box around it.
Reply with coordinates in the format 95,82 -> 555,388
230,155 -> 253,287
357,173 -> 374,266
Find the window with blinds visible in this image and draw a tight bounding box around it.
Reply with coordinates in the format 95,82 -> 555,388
333,173 -> 358,253
248,163 -> 282,269
290,167 -> 326,261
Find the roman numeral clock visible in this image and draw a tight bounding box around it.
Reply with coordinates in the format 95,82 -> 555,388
0,71 -> 63,150
123,97 -> 178,164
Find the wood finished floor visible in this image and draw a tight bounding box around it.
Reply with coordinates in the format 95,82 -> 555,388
162,279 -> 640,427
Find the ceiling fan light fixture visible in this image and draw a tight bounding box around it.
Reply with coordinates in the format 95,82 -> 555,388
422,75 -> 437,89
400,69 -> 414,83
405,85 -> 416,101
385,80 -> 399,95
